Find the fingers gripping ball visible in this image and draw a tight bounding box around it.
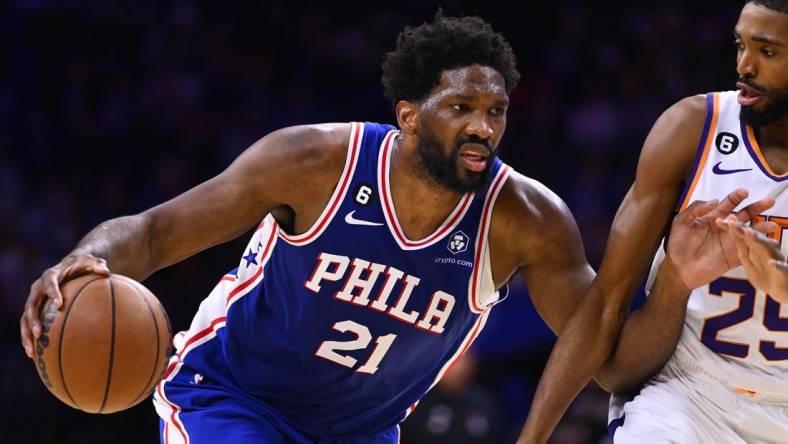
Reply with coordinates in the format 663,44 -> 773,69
33,274 -> 172,413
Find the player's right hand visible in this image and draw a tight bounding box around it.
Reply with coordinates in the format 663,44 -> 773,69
20,253 -> 111,359
718,216 -> 788,303
666,188 -> 776,290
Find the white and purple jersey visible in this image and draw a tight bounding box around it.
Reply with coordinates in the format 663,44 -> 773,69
660,91 -> 788,401
154,122 -> 512,439
608,92 -> 788,443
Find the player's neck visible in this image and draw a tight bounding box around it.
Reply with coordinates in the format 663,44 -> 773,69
756,116 -> 788,151
388,136 -> 464,240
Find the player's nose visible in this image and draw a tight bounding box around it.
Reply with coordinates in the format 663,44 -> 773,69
736,50 -> 758,80
465,114 -> 494,140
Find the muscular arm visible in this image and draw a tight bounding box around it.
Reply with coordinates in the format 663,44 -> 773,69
489,174 -> 595,338
518,95 -> 707,442
20,123 -> 350,357
72,124 -> 350,280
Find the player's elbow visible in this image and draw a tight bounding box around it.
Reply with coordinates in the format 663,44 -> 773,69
588,284 -> 632,352
560,291 -> 628,365
603,303 -> 627,330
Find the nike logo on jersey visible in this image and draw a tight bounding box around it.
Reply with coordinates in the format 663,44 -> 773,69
344,210 -> 383,226
712,161 -> 752,175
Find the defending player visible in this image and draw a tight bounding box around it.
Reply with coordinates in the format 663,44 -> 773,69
521,1 -> 788,442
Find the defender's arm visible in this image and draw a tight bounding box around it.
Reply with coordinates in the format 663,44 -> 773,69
518,95 -> 708,443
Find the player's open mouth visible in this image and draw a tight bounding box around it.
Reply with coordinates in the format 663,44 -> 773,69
459,145 -> 489,172
737,82 -> 765,106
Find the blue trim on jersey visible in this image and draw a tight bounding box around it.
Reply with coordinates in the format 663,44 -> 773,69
608,414 -> 626,442
676,93 -> 714,209
741,120 -> 788,182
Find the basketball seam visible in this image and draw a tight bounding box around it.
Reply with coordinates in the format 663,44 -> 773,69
125,281 -> 161,409
98,277 -> 117,413
58,276 -> 103,411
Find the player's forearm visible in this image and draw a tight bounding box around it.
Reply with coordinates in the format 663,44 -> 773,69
517,292 -> 626,444
595,258 -> 691,394
70,214 -> 158,280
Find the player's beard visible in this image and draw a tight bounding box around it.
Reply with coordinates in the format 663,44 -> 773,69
739,79 -> 788,127
414,122 -> 496,193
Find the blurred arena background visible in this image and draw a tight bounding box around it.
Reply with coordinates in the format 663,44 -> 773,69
0,1 -> 742,442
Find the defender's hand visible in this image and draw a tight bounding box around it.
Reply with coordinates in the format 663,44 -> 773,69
20,253 -> 110,358
718,216 -> 788,303
666,188 -> 776,290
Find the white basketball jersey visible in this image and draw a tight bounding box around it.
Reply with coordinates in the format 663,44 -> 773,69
649,91 -> 788,402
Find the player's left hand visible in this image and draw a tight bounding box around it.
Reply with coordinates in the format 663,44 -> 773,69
717,215 -> 788,303
665,188 -> 776,291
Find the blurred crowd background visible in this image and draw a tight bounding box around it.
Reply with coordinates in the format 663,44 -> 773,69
1,0 -> 744,443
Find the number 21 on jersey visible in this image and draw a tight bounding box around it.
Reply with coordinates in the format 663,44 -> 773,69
315,320 -> 396,374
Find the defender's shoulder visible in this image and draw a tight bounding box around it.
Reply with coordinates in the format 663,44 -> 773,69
657,94 -> 709,136
674,94 -> 708,116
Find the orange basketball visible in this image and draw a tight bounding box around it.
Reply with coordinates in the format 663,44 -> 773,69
33,273 -> 172,414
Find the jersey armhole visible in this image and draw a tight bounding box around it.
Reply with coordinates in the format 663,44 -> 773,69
676,93 -> 720,211
279,122 -> 364,246
468,165 -> 512,313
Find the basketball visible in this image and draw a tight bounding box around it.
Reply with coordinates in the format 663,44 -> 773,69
33,273 -> 172,414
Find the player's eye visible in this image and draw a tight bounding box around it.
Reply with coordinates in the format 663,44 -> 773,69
451,104 -> 469,112
733,40 -> 744,51
489,107 -> 505,117
761,47 -> 776,57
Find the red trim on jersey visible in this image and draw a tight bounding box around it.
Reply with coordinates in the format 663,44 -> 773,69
368,266 -> 401,312
157,380 -> 188,444
227,223 -> 278,305
227,268 -> 262,304
414,310 -> 491,422
158,219 -> 280,444
443,312 -> 486,376
470,165 -> 511,312
177,316 -> 227,360
280,122 -> 362,245
161,360 -> 179,381
413,291 -> 452,335
379,131 -> 474,248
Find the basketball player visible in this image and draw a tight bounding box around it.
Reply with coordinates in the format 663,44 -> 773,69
19,13 -> 774,444
520,1 -> 788,443
720,216 -> 788,303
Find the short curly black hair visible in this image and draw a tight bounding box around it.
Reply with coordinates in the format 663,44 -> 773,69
381,12 -> 520,108
747,0 -> 788,13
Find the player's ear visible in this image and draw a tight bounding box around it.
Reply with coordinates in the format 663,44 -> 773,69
395,100 -> 419,136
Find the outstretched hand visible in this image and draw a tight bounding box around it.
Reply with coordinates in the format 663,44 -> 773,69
666,188 -> 776,290
717,216 -> 788,303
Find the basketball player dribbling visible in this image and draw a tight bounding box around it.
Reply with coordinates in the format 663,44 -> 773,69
20,12 -> 775,444
520,1 -> 788,443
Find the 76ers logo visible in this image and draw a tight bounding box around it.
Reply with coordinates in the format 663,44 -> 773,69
447,231 -> 469,254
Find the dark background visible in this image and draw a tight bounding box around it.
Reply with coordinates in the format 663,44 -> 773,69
0,0 -> 743,443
